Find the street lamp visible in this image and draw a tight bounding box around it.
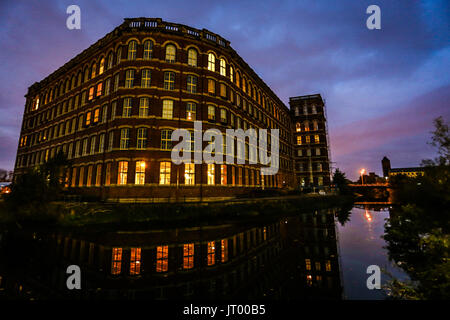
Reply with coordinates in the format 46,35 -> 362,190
360,168 -> 366,185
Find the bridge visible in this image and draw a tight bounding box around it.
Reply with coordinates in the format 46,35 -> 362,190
348,183 -> 392,202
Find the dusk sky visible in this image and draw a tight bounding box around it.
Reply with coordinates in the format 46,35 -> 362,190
0,0 -> 448,180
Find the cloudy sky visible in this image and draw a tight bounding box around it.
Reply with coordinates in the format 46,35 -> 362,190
0,0 -> 448,180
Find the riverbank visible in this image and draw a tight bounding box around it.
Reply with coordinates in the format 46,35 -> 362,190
0,194 -> 353,231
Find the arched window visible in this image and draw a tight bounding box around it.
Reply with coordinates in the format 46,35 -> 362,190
99,57 -> 105,75
304,121 -> 310,132
165,44 -> 176,63
296,122 -> 301,132
107,52 -> 114,69
208,53 -> 215,71
116,47 -> 122,65
143,40 -> 153,60
220,58 -> 226,76
91,63 -> 96,78
230,66 -> 234,82
127,40 -> 137,60
187,48 -> 197,67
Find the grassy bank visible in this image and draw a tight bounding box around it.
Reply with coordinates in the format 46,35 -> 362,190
0,194 -> 353,231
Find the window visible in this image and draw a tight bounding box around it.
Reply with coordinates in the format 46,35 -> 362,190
159,161 -> 171,184
135,161 -> 146,184
186,102 -> 196,120
88,87 -> 94,100
127,40 -> 137,60
114,73 -> 120,92
208,105 -> 215,121
230,66 -> 234,82
90,136 -> 96,154
221,239 -> 228,263
122,98 -> 132,117
220,83 -> 226,97
91,63 -> 96,78
82,138 -> 88,156
165,44 -> 176,62
129,248 -> 141,275
221,165 -> 227,185
105,78 -> 111,95
93,108 -> 100,123
207,241 -> 215,266
207,164 -> 215,185
220,109 -> 227,123
296,122 -> 301,132
305,259 -> 311,271
111,248 -> 122,275
143,40 -> 153,60
102,105 -> 108,123
98,133 -> 105,153
116,47 -> 122,64
297,136 -> 302,145
118,161 -> 128,185
315,135 -> 320,144
99,57 -> 105,75
208,53 -> 215,71
141,69 -> 151,88
139,97 -> 149,117
187,48 -> 197,66
105,163 -> 111,185
108,131 -> 114,150
120,128 -> 130,149
125,69 -> 134,88
107,52 -> 114,69
183,243 -> 194,269
313,120 -> 319,131
164,72 -> 175,90
220,59 -> 226,76
306,136 -> 311,144
162,100 -> 173,119
208,79 -> 215,94
325,260 -> 331,272
186,75 -> 197,93
137,128 -> 147,149
86,165 -> 93,186
156,246 -> 168,272
304,121 -> 310,132
315,262 -> 321,271
185,163 -> 195,185
161,129 -> 172,150
95,164 -> 102,186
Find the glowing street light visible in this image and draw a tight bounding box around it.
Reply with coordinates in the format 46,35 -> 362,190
360,168 -> 366,185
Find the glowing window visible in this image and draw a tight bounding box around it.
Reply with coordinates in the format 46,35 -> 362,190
156,245 -> 168,272
220,59 -> 226,76
99,58 -> 105,74
117,161 -> 128,185
129,248 -> 141,275
162,100 -> 173,119
159,161 -> 171,184
165,44 -> 176,62
183,243 -> 194,270
111,248 -> 122,275
185,163 -> 195,185
186,102 -> 196,120
221,165 -> 227,185
208,53 -> 215,71
221,239 -> 228,263
207,164 -> 215,185
207,241 -> 215,266
188,48 -> 197,67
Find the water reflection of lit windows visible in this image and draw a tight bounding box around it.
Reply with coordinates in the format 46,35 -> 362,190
207,241 -> 215,266
305,259 -> 311,270
315,262 -> 321,271
263,227 -> 267,241
183,243 -> 194,270
221,239 -> 228,263
156,245 -> 168,273
326,260 -> 331,272
111,248 -> 122,275
129,248 -> 141,275
306,274 -> 313,286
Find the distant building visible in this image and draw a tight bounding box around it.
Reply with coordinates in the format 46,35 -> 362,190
289,94 -> 331,189
381,157 -> 425,179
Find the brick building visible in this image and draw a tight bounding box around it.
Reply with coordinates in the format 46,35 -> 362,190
14,18 -> 330,201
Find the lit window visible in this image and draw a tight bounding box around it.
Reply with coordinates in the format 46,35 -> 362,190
220,109 -> 227,123
304,121 -> 310,131
315,135 -> 320,144
105,163 -> 111,185
297,136 -> 302,145
143,40 -> 153,60
99,58 -> 105,75
96,83 -> 102,97
136,128 -> 147,150
207,241 -> 215,266
296,122 -> 301,132
91,63 -> 96,78
221,239 -> 228,263
208,53 -> 215,71
141,69 -> 151,88
135,161 -> 146,184
306,136 -> 311,144
118,161 -> 128,185
208,79 -> 215,94
187,75 -> 197,93
122,98 -> 132,117
220,83 -> 226,97
220,58 -> 226,76
207,164 -> 215,185
208,105 -> 215,121
86,165 -> 93,186
93,108 -> 100,123
221,165 -> 227,185
111,248 -> 122,275
107,53 -> 113,69
183,243 -> 194,269
88,87 -> 94,100
127,40 -> 137,60
162,100 -> 173,119
159,161 -> 171,184
156,245 -> 168,272
120,128 -> 130,149
129,248 -> 141,275
95,164 -> 102,186
125,69 -> 134,88
230,66 -> 234,82
306,274 -> 313,286
186,102 -> 196,120
187,48 -> 197,66
164,72 -> 175,90
185,163 -> 195,185
165,44 -> 176,63
139,97 -> 149,117
85,111 -> 91,126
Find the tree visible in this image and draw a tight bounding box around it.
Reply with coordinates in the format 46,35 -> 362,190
421,116 -> 449,166
332,168 -> 351,195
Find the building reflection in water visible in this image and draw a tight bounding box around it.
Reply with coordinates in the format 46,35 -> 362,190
0,209 -> 342,300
